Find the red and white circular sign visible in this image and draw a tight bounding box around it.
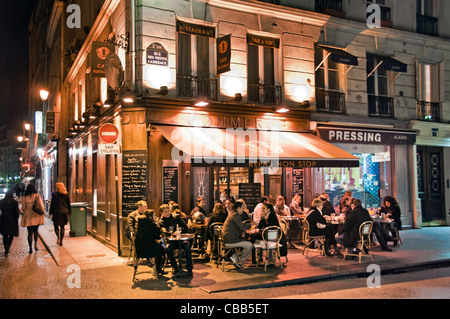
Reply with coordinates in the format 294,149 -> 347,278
98,123 -> 119,144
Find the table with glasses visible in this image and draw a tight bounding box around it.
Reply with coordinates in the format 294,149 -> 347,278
164,233 -> 194,277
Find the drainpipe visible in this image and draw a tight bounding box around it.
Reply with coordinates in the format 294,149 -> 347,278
130,0 -> 136,92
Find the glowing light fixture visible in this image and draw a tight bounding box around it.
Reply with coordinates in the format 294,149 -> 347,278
40,89 -> 49,101
194,99 -> 209,107
274,106 -> 290,113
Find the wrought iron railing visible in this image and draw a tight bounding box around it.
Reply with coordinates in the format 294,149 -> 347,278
176,74 -> 218,101
416,101 -> 441,122
247,83 -> 282,105
368,95 -> 394,117
417,14 -> 438,36
315,88 -> 346,114
315,0 -> 343,13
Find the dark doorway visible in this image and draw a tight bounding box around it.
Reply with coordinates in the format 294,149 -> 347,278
417,146 -> 445,224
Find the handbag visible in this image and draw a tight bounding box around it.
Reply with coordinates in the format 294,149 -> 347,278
32,195 -> 45,215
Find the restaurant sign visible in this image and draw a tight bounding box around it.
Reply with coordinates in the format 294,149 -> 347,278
176,20 -> 215,38
317,127 -> 416,145
247,34 -> 280,48
217,34 -> 231,75
91,42 -> 116,78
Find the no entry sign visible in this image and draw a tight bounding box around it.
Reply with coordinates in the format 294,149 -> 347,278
98,123 -> 119,144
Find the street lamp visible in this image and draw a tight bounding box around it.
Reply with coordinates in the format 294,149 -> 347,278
40,89 -> 49,101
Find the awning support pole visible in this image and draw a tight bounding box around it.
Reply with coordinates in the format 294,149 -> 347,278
367,61 -> 383,78
315,52 -> 331,72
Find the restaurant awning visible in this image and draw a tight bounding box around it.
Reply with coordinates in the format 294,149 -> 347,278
367,54 -> 407,78
317,45 -> 358,66
157,125 -> 359,168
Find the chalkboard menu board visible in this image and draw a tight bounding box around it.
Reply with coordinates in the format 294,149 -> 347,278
238,183 -> 261,213
163,163 -> 178,204
292,168 -> 304,207
122,150 -> 147,216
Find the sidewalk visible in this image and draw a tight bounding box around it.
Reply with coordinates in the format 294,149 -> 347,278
38,216 -> 450,293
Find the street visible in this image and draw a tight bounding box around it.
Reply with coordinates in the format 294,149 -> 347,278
1,226 -> 449,300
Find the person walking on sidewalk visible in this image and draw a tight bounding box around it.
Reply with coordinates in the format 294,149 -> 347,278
0,189 -> 20,255
20,184 -> 45,253
49,182 -> 72,246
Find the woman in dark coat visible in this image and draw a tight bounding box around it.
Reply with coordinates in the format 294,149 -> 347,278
49,182 -> 71,246
380,196 -> 402,243
257,203 -> 288,257
0,189 -> 20,255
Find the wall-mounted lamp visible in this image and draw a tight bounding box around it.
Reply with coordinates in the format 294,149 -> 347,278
274,106 -> 290,113
122,94 -> 135,103
155,86 -> 169,96
231,93 -> 243,102
194,98 -> 209,107
298,100 -> 311,109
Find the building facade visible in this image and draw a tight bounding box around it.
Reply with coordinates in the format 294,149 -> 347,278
29,0 -> 450,255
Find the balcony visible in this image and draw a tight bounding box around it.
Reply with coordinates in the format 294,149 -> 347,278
416,101 -> 441,122
315,0 -> 345,18
368,95 -> 394,118
417,14 -> 438,36
176,75 -> 218,101
247,83 -> 282,105
315,88 -> 346,114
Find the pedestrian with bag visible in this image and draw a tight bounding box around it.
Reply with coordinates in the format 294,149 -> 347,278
20,184 -> 45,253
49,182 -> 71,246
0,189 -> 20,255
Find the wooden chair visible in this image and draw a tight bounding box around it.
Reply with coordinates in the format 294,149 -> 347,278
301,218 -> 326,257
343,221 -> 373,264
253,226 -> 285,271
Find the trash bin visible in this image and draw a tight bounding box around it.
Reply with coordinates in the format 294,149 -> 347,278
69,202 -> 88,237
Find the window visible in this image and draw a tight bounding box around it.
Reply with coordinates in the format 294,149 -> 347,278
366,54 -> 393,117
247,35 -> 281,105
416,62 -> 442,121
176,26 -> 217,100
416,0 -> 438,36
314,46 -> 346,113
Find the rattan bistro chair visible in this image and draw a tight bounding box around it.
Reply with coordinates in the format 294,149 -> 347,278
343,221 -> 373,264
301,218 -> 326,257
253,226 -> 284,271
216,226 -> 242,271
208,222 -> 224,263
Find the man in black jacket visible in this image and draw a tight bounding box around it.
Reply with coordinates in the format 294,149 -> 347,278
160,204 -> 194,277
336,199 -> 371,251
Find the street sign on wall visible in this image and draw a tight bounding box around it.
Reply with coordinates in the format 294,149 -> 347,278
98,123 -> 120,154
98,123 -> 119,144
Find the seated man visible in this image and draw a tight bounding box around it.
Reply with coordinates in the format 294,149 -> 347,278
335,199 -> 371,252
159,204 -> 194,277
126,200 -> 148,241
222,201 -> 255,269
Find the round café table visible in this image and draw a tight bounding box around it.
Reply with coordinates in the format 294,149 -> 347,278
165,233 -> 194,277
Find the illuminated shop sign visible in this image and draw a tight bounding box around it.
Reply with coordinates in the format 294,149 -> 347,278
317,127 -> 416,144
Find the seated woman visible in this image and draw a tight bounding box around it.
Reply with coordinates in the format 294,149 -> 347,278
379,196 -> 402,246
134,210 -> 165,275
256,203 -> 288,260
306,198 -> 335,256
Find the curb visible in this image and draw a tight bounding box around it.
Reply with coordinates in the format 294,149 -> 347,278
205,258 -> 450,293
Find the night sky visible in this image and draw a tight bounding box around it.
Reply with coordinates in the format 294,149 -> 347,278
0,1 -> 33,140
